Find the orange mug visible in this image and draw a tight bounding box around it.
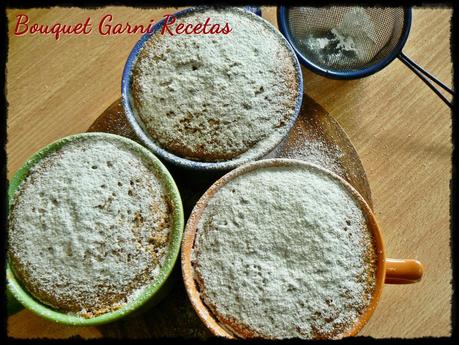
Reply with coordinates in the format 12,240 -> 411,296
181,158 -> 423,339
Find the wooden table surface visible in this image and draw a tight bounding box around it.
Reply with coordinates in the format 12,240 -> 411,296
6,6 -> 452,339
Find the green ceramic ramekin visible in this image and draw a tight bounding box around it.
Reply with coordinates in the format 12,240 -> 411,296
6,132 -> 184,326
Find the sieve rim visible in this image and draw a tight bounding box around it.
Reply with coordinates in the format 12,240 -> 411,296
277,6 -> 412,79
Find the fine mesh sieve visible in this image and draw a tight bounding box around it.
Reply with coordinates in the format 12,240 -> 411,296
278,6 -> 453,107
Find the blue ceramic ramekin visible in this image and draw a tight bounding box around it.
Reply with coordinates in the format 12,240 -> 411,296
121,6 -> 303,172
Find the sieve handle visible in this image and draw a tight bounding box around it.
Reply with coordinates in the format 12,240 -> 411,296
398,52 -> 453,108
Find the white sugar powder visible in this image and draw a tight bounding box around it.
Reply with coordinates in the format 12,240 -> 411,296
269,134 -> 345,176
193,164 -> 376,339
131,7 -> 299,162
8,136 -> 172,317
301,7 -> 378,68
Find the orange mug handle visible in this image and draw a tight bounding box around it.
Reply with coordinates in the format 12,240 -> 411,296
385,258 -> 424,284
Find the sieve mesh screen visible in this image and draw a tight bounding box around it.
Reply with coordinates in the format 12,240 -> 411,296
285,6 -> 406,72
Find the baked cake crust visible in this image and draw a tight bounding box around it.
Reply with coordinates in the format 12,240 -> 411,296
131,7 -> 300,162
192,165 -> 377,339
8,136 -> 173,317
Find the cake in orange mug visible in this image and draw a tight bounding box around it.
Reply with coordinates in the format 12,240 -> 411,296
191,162 -> 377,339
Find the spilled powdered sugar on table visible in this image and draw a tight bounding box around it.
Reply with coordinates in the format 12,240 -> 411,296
269,129 -> 345,177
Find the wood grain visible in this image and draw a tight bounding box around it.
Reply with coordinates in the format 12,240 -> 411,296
6,6 -> 452,338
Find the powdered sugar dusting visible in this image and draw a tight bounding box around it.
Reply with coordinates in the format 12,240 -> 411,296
131,7 -> 299,162
271,133 -> 345,176
193,164 -> 376,339
299,7 -> 378,68
8,136 -> 172,317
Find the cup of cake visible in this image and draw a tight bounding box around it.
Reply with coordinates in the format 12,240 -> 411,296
122,6 -> 303,171
182,159 -> 423,339
7,133 -> 184,325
